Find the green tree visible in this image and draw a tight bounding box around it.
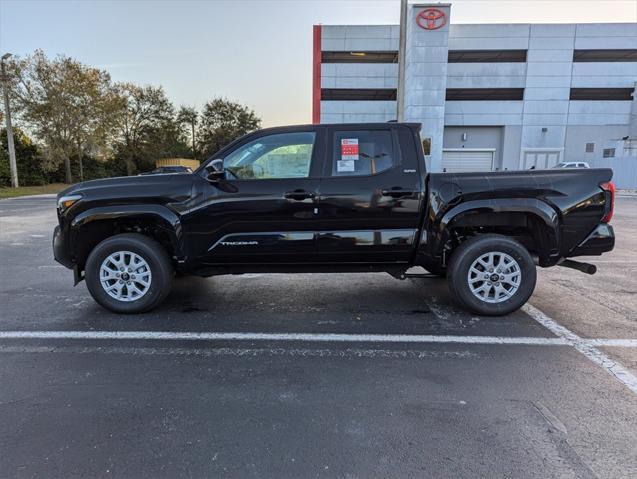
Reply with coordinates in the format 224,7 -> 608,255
177,105 -> 198,159
198,98 -> 260,159
12,50 -> 119,183
113,83 -> 189,175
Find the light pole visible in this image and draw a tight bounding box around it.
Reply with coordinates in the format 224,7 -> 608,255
1,52 -> 19,188
396,0 -> 407,122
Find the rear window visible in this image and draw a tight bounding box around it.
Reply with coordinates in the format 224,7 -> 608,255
330,130 -> 394,177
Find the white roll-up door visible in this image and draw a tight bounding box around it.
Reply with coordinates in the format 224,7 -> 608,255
442,150 -> 494,173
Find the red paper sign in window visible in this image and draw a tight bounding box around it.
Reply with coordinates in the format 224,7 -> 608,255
341,138 -> 359,160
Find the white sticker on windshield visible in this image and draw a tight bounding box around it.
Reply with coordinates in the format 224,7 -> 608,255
341,138 -> 359,161
337,160 -> 355,172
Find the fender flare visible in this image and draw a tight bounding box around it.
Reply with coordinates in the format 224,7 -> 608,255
70,204 -> 185,261
426,198 -> 560,265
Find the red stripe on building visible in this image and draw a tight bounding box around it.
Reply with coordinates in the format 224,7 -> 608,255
312,25 -> 322,124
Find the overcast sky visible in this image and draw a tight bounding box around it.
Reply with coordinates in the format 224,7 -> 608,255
1,0 -> 636,126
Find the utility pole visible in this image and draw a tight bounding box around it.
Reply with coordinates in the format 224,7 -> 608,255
1,53 -> 18,188
396,0 -> 408,122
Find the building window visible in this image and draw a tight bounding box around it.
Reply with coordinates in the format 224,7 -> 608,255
448,50 -> 527,63
321,88 -> 397,101
322,51 -> 398,63
446,88 -> 524,101
603,148 -> 616,158
624,139 -> 637,157
573,49 -> 637,62
570,88 -> 634,101
585,143 -> 595,153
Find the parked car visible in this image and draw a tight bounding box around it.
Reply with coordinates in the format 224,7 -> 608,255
53,123 -> 615,315
139,166 -> 193,175
554,162 -> 590,169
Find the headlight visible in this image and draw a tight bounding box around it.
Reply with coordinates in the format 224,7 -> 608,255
57,194 -> 82,212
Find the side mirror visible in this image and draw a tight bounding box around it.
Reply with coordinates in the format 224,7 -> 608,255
206,159 -> 225,182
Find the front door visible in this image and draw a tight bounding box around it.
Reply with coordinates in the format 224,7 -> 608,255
193,128 -> 323,265
315,125 -> 423,263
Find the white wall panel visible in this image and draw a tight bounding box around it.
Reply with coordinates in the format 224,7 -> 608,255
576,23 -> 637,37
527,50 -> 573,62
448,37 -> 529,50
445,101 -> 523,114
572,62 -> 637,78
524,88 -> 571,100
445,114 -> 523,125
574,37 -> 637,49
449,24 -> 530,38
446,76 -> 526,89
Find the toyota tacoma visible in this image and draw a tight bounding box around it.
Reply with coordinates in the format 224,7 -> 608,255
52,123 -> 615,315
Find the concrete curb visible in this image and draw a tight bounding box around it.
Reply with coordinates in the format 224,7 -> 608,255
0,193 -> 57,201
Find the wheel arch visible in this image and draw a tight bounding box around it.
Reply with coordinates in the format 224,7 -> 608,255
422,198 -> 560,268
69,205 -> 185,272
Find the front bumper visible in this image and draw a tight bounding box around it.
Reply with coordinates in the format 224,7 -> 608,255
52,225 -> 74,269
571,223 -> 615,257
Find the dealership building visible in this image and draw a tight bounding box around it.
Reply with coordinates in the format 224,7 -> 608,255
312,3 -> 637,187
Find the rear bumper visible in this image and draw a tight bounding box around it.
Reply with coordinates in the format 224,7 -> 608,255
52,225 -> 74,269
570,223 -> 615,257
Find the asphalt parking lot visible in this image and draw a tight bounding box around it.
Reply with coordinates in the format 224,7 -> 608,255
0,194 -> 636,478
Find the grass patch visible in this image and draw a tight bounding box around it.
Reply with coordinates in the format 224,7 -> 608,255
0,183 -> 68,199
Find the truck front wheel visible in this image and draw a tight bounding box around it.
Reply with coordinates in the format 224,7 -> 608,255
447,234 -> 536,316
85,233 -> 174,314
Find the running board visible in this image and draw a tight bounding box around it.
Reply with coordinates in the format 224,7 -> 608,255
559,259 -> 597,275
391,272 -> 441,280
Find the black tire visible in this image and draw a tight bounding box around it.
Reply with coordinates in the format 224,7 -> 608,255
447,234 -> 536,316
85,233 -> 173,314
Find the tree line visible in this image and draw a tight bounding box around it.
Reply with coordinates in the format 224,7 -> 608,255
0,50 -> 261,186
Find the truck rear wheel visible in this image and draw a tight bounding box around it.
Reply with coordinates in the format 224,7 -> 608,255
447,234 -> 536,316
85,233 -> 173,314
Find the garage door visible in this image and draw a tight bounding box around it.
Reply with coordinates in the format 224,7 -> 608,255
442,150 -> 494,173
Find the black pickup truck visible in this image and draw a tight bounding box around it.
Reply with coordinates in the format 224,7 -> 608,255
53,123 -> 615,315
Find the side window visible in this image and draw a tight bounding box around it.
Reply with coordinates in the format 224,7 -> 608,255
224,132 -> 315,180
331,130 -> 395,176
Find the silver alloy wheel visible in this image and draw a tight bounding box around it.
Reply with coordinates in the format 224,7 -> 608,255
467,251 -> 521,304
99,251 -> 152,302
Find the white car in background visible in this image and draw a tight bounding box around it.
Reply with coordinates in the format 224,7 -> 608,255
554,161 -> 591,169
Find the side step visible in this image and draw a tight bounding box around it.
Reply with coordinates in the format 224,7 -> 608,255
388,271 -> 441,280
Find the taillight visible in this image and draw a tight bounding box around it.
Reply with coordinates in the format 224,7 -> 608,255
600,181 -> 615,223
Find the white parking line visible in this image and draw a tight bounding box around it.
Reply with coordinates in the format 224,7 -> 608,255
0,330 -> 571,345
0,330 -> 635,349
523,304 -> 637,395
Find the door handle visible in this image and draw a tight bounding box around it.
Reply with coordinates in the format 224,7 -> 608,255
381,188 -> 415,198
284,190 -> 315,201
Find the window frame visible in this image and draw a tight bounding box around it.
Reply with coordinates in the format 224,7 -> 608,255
570,88 -> 634,101
445,88 -> 525,101
198,126 -> 325,181
321,51 -> 399,64
448,50 -> 527,63
323,125 -> 401,179
573,49 -> 637,62
321,88 -> 397,101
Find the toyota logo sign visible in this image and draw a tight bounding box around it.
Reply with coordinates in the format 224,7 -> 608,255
416,8 -> 447,30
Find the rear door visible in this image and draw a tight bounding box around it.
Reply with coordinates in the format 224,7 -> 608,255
315,125 -> 423,263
